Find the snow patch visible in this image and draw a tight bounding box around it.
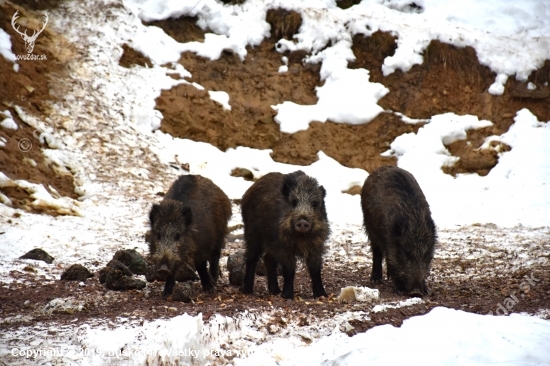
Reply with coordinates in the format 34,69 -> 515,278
0,172 -> 82,216
337,286 -> 380,303
372,297 -> 423,312
0,110 -> 17,130
379,111 -> 550,227
488,73 -> 509,95
0,28 -> 16,63
208,90 -> 231,110
44,298 -> 86,315
259,307 -> 550,365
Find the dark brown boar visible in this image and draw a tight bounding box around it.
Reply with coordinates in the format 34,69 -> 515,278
241,170 -> 330,300
361,166 -> 436,297
148,175 -> 231,297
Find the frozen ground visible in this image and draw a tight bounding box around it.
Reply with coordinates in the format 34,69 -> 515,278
0,0 -> 549,365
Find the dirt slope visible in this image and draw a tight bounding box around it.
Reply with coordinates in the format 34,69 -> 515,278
133,13 -> 550,177
0,2 -> 77,214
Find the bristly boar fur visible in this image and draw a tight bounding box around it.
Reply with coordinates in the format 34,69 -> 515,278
361,166 -> 436,297
148,175 -> 231,297
241,170 -> 330,300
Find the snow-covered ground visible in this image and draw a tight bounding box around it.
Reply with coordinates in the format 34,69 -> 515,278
1,0 -> 549,364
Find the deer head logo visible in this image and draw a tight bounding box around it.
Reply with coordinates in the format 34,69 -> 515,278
11,11 -> 48,54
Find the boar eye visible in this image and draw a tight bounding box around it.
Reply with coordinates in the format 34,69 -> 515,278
291,199 -> 298,207
156,233 -> 161,241
311,201 -> 318,208
174,233 -> 181,241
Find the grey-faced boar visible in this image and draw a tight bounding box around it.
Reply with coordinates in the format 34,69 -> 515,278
241,171 -> 330,300
361,166 -> 436,297
148,175 -> 231,297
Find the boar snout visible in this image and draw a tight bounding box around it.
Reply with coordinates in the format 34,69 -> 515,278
295,218 -> 311,233
156,264 -> 171,280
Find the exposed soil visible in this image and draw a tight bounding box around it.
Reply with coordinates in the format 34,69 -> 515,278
7,0 -> 68,11
0,2 -> 77,214
351,34 -> 549,175
142,17 -> 549,175
145,16 -> 420,173
1,234 -> 549,336
118,44 -> 152,69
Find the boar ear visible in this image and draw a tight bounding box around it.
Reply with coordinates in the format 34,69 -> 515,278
149,204 -> 161,226
182,206 -> 193,227
319,185 -> 326,198
392,215 -> 408,237
282,173 -> 299,198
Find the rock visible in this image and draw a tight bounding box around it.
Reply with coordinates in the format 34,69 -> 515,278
99,260 -> 132,284
174,263 -> 199,282
61,264 -> 93,281
171,282 -> 196,303
229,266 -> 245,286
99,260 -> 145,290
227,250 -> 246,273
111,249 -> 148,275
227,250 -> 279,286
145,265 -> 157,283
20,248 -> 54,264
227,250 -> 246,286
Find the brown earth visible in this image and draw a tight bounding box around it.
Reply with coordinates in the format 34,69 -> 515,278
1,236 -> 549,336
351,34 -> 549,176
0,2 -> 77,214
141,15 -> 549,176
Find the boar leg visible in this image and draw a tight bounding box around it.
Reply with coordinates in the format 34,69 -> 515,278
306,254 -> 327,298
242,245 -> 261,294
264,253 -> 281,295
162,275 -> 175,298
371,243 -> 383,283
281,259 -> 296,300
209,251 -> 221,284
196,260 -> 214,293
